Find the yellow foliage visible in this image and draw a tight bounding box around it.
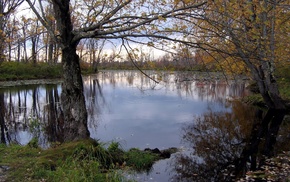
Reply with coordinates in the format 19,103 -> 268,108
219,57 -> 247,75
193,0 -> 290,75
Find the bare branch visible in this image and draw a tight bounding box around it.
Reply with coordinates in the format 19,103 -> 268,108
73,1 -> 207,42
25,0 -> 59,45
122,38 -> 160,84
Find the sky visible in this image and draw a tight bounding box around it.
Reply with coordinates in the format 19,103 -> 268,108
14,1 -> 172,61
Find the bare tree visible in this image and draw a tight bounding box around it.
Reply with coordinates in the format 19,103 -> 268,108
0,0 -> 24,63
25,0 -> 206,141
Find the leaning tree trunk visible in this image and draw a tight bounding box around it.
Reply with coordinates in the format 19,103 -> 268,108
61,45 -> 90,141
253,61 -> 286,110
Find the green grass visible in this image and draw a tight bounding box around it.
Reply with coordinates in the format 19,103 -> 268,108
125,148 -> 158,172
0,62 -> 62,81
0,139 -> 161,182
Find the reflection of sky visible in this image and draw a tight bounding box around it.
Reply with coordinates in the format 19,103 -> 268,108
2,85 -> 62,145
1,71 -> 248,182
2,71 -> 248,150
90,88 -> 208,149
86,71 -> 246,150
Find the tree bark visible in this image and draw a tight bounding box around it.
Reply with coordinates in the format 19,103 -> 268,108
31,36 -> 37,64
52,0 -> 90,141
61,45 -> 90,141
0,2 -> 5,63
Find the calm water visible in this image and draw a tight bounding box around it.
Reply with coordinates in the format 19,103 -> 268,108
4,70 -> 287,181
83,71 -> 248,150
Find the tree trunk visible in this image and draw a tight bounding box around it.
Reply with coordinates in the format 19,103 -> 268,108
61,45 -> 90,141
253,64 -> 286,110
48,40 -> 54,64
17,40 -> 21,62
0,3 -> 5,64
22,26 -> 28,62
52,0 -> 90,141
53,44 -> 59,63
31,36 -> 37,64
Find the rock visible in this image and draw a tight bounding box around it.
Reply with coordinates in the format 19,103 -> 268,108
144,148 -> 161,154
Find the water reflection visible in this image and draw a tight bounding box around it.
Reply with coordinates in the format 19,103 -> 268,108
83,71 -> 249,150
0,85 -> 64,146
0,71 -> 249,148
0,70 -> 257,180
172,101 -> 289,181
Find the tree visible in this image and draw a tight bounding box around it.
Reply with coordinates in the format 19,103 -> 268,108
191,0 -> 290,110
25,0 -> 206,141
180,0 -> 290,177
0,0 -> 24,63
87,39 -> 106,73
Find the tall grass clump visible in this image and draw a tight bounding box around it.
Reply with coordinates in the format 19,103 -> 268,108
125,148 -> 158,172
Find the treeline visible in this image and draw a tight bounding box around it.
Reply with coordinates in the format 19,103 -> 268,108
96,57 -> 206,71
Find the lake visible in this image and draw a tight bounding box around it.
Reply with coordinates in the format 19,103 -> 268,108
1,70 -> 288,181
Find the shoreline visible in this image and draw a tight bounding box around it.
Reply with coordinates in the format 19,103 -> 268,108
0,79 -> 63,88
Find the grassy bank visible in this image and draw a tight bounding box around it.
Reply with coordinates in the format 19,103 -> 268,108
0,62 -> 62,81
0,139 -> 166,182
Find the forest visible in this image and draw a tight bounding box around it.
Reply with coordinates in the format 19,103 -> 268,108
0,0 -> 290,181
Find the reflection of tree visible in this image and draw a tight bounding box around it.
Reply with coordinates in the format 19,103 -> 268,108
84,77 -> 108,131
235,109 -> 286,178
43,85 -> 63,143
0,93 -> 7,143
1,85 -> 65,145
5,88 -> 32,142
172,101 -> 257,181
173,101 -> 288,181
31,87 -> 40,118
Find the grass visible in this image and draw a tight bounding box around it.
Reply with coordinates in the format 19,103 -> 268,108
0,62 -> 62,81
124,148 -> 159,172
0,139 -> 161,182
